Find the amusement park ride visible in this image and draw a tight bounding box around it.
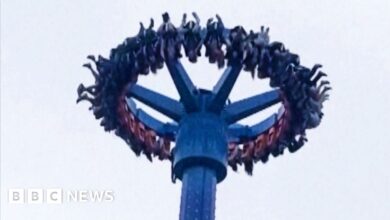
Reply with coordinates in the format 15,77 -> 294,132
77,12 -> 330,220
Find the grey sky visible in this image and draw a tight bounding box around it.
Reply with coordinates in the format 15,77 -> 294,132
1,0 -> 389,219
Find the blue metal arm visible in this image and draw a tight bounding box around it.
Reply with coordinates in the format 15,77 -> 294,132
222,90 -> 281,124
227,123 -> 251,142
126,98 -> 178,139
126,84 -> 184,121
165,59 -> 199,112
226,114 -> 277,142
249,113 -> 278,137
208,64 -> 243,113
226,107 -> 285,141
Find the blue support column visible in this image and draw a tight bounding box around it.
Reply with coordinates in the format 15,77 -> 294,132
179,166 -> 217,220
173,112 -> 228,220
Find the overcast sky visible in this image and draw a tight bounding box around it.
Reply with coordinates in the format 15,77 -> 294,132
1,0 -> 390,219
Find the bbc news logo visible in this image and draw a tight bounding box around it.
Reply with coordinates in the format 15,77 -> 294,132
9,189 -> 114,204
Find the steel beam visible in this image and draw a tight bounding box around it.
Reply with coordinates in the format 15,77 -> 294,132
208,64 -> 242,113
222,90 -> 281,124
165,59 -> 199,112
179,166 -> 216,220
127,84 -> 184,121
